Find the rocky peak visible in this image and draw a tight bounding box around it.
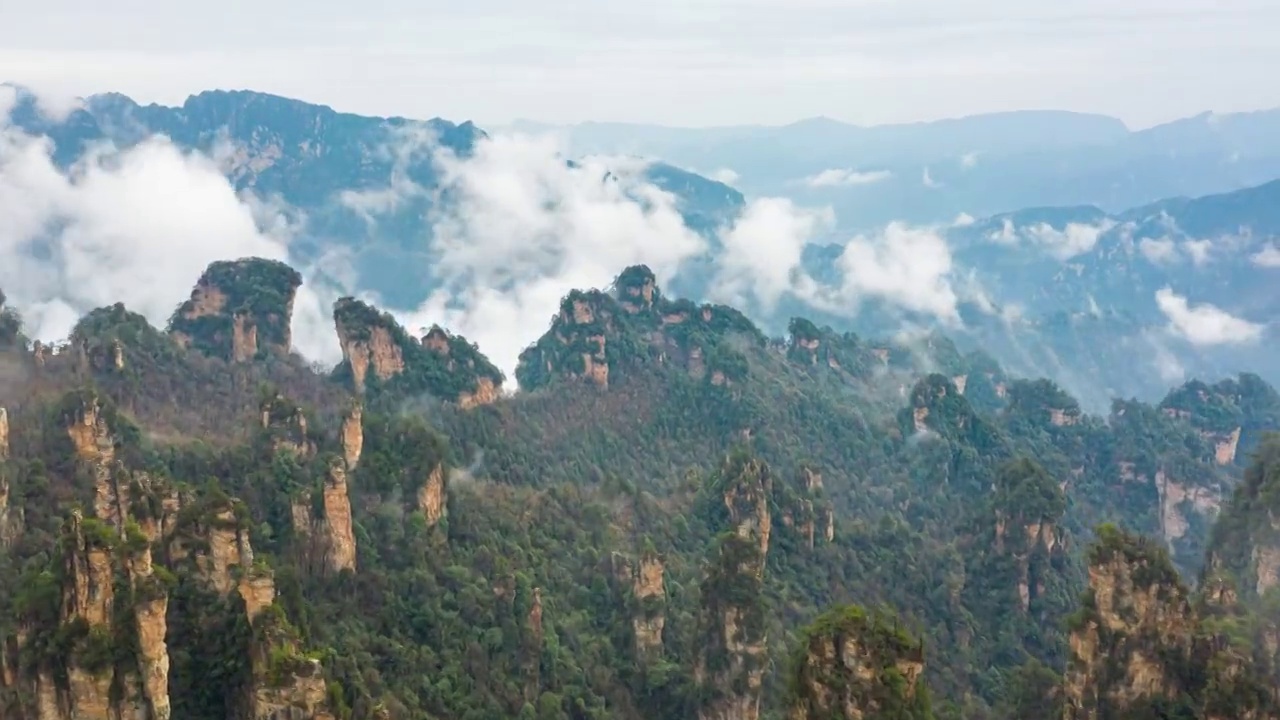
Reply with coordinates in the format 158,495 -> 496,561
787,605 -> 930,720
65,393 -> 115,464
259,393 -> 316,458
717,452 -> 773,573
1158,374 -> 1280,465
990,458 -> 1068,612
516,269 -> 765,391
1065,523 -> 1279,720
1204,435 -> 1280,598
632,548 -> 666,659
774,464 -> 835,550
1006,379 -> 1083,429
615,264 -> 658,313
169,258 -> 302,362
695,534 -> 769,720
333,297 -> 504,405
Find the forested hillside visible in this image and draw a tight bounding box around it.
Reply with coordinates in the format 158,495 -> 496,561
0,259 -> 1277,720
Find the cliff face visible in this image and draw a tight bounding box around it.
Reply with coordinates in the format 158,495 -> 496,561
1204,435 -> 1280,599
1160,375 -> 1280,466
333,298 -> 504,406
695,453 -> 776,720
0,390 -> 337,720
772,466 -> 835,551
177,500 -> 336,720
988,459 -> 1070,613
341,404 -> 363,471
1064,524 -> 1278,720
515,265 -> 766,391
787,605 -> 932,720
632,553 -> 666,658
318,458 -> 357,574
168,258 -> 303,362
418,463 -> 447,527
0,406 -> 14,548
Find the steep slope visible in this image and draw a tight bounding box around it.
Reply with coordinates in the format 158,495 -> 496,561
1062,524 -> 1278,720
0,257 -> 1274,720
5,86 -> 744,310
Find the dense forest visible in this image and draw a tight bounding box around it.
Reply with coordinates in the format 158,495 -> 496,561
0,259 -> 1277,720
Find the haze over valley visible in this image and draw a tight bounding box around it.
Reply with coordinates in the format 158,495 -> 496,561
2,3 -> 1280,719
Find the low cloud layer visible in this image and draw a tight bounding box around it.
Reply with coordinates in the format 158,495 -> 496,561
0,98 -> 975,387
361,130 -> 967,383
823,223 -> 960,322
802,168 -> 892,188
0,99 -> 342,363
1155,287 -> 1263,346
1252,244 -> 1280,268
712,197 -> 832,310
402,133 -> 708,381
988,218 -> 1114,259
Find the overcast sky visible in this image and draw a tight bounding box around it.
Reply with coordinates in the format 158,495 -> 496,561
1,0 -> 1278,128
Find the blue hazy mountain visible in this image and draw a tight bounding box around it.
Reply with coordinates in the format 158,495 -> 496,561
5,84 -> 1277,407
4,85 -> 745,308
509,109 -> 1280,232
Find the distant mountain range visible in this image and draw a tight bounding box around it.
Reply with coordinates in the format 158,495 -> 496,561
2,84 -> 1277,409
507,108 -> 1280,232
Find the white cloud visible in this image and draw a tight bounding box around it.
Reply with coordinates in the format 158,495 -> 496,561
712,197 -> 833,310
986,217 -> 1114,259
1138,237 -> 1179,263
402,132 -> 707,383
960,151 -> 980,168
802,168 -> 892,188
709,167 -> 740,185
0,117 -> 343,364
336,122 -> 439,223
1250,243 -> 1280,268
0,86 -> 17,121
1150,339 -> 1185,383
1155,287 -> 1263,346
1182,238 -> 1213,265
921,167 -> 941,188
988,218 -> 1018,244
1025,220 -> 1113,259
815,222 -> 960,322
952,212 -> 976,227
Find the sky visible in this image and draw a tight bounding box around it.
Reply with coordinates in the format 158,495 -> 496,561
2,0 -> 1279,128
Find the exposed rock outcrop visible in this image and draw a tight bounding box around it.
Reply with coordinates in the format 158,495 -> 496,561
333,298 -> 504,405
515,266 -> 766,391
318,457 -> 357,574
1155,470 -> 1220,547
774,466 -> 835,551
7,512 -> 174,720
168,258 -> 302,362
787,605 -> 930,720
1202,435 -> 1280,605
1064,524 -> 1278,720
987,458 -> 1070,613
696,453 -> 776,720
632,551 -> 666,659
341,404 -> 363,470
260,394 -> 317,458
1204,427 -> 1242,466
0,407 -> 13,547
721,455 -> 772,574
419,463 -> 447,527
